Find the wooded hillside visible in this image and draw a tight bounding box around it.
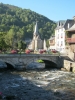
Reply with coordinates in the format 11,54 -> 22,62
0,3 -> 56,50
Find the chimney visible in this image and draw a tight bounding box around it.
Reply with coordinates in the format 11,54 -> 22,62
58,21 -> 60,26
68,23 -> 70,29
60,22 -> 62,26
73,16 -> 75,23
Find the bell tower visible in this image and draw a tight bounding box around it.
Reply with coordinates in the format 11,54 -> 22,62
28,21 -> 43,51
33,21 -> 39,39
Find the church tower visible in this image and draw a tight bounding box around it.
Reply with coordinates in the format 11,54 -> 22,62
33,21 -> 38,38
28,21 -> 43,51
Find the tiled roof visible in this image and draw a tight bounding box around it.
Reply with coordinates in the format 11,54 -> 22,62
55,19 -> 74,30
55,20 -> 66,30
66,24 -> 75,31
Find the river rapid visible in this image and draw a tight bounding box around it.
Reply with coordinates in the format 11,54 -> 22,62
0,69 -> 75,100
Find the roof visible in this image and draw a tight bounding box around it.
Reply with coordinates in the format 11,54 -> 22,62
55,19 -> 74,30
66,23 -> 75,32
33,21 -> 38,36
55,20 -> 66,30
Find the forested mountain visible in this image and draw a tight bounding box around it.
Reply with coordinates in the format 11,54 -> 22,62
0,3 -> 56,50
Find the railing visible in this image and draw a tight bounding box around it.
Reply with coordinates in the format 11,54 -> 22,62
66,38 -> 75,43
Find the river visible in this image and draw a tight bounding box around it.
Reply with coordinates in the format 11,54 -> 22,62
0,69 -> 75,100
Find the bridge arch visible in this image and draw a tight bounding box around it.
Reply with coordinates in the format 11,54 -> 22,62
41,59 -> 58,69
5,62 -> 16,70
0,60 -> 16,69
25,58 -> 58,69
37,57 -> 58,64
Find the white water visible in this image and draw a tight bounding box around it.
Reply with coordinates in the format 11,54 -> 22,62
0,69 -> 75,100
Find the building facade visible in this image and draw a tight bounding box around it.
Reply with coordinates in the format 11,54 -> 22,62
66,16 -> 75,60
55,20 -> 74,53
49,35 -> 55,50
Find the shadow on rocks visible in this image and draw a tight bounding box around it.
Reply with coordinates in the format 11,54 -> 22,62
0,70 -> 75,100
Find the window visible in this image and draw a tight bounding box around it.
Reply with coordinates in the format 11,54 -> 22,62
61,33 -> 63,38
61,41 -> 63,46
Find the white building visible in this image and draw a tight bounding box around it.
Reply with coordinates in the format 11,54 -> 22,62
55,20 -> 74,53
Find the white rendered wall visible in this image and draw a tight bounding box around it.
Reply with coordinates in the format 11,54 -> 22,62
55,28 -> 66,53
49,45 -> 56,50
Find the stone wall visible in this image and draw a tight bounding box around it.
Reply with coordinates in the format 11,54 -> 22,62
63,59 -> 75,73
65,46 -> 74,60
63,46 -> 75,72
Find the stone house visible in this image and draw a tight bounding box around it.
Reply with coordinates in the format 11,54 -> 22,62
63,16 -> 75,72
66,16 -> 75,60
49,35 -> 55,50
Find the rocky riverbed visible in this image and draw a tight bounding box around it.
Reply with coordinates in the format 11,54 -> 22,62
0,69 -> 75,100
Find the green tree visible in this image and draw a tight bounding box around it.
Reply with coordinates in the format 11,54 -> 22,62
0,3 -> 56,50
0,32 -> 8,50
5,28 -> 15,48
18,41 -> 27,50
18,41 -> 22,49
46,39 -> 50,49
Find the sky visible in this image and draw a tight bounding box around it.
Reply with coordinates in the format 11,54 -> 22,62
0,0 -> 75,21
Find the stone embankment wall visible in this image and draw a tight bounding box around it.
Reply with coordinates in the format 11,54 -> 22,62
62,60 -> 75,72
62,46 -> 75,73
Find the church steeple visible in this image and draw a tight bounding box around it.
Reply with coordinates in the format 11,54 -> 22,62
33,21 -> 38,37
28,21 -> 43,50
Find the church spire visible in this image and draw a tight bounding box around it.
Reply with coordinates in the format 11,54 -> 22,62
33,21 -> 38,36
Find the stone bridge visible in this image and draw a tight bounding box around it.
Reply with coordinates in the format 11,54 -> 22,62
0,54 -> 64,69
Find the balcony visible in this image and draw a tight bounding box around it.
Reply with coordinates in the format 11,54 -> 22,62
66,38 -> 75,43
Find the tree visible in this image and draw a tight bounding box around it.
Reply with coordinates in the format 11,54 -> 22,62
46,39 -> 50,49
0,32 -> 8,50
5,28 -> 15,48
0,3 -> 56,50
18,41 -> 27,50
18,41 -> 22,50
